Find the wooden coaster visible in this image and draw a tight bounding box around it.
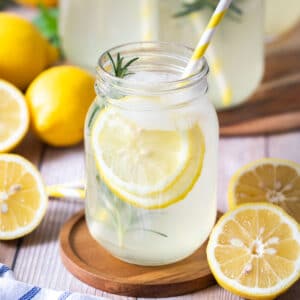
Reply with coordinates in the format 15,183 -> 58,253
60,210 -> 220,298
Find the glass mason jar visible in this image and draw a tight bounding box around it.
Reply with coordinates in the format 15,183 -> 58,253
84,42 -> 219,266
265,0 -> 300,42
59,0 -> 264,109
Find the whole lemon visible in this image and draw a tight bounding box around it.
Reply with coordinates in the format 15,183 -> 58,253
26,66 -> 95,147
0,13 -> 58,90
15,0 -> 57,7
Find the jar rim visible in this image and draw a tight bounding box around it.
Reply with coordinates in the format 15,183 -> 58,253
96,41 -> 209,95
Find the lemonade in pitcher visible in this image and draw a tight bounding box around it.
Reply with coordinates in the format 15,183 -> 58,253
265,0 -> 300,41
60,0 -> 263,109
84,42 -> 218,266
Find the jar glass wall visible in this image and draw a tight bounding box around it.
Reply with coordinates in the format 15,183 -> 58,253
84,42 -> 219,266
59,0 -> 264,109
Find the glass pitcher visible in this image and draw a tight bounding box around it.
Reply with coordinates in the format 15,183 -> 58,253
59,0 -> 264,109
265,0 -> 300,42
84,42 -> 218,266
176,0 -> 264,109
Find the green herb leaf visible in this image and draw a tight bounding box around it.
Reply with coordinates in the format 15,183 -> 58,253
95,174 -> 168,243
33,3 -> 62,55
106,51 -> 139,78
174,0 -> 242,20
87,105 -> 100,129
129,228 -> 168,238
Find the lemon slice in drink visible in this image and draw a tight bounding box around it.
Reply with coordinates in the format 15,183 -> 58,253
0,154 -> 48,240
0,80 -> 29,152
228,158 -> 300,223
92,108 -> 190,196
92,108 -> 205,209
207,203 -> 300,300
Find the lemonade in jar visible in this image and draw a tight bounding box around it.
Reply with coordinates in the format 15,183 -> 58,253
84,42 -> 218,266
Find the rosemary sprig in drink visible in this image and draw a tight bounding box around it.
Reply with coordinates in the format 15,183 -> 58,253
88,52 -> 139,127
95,175 -> 167,247
93,53 -> 167,245
107,52 -> 139,78
174,0 -> 242,19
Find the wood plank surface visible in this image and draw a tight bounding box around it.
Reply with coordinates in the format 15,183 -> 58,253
217,136 -> 265,212
267,132 -> 300,163
266,132 -> 300,300
11,143 -> 134,299
2,135 -> 268,300
13,144 -> 94,293
1,133 -> 299,300
0,132 -> 300,300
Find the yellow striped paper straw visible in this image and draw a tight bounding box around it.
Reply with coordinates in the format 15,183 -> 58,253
183,0 -> 233,78
47,182 -> 85,200
140,0 -> 158,41
190,13 -> 233,107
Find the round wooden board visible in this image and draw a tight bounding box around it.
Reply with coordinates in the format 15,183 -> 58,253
60,210 -> 220,298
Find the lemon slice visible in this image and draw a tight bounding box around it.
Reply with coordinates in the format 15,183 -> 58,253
92,108 -> 190,196
92,109 -> 205,209
228,158 -> 300,223
0,154 -> 48,240
207,203 -> 300,300
109,124 -> 205,209
0,80 -> 29,152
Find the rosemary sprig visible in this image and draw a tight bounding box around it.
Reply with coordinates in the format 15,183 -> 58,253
129,228 -> 168,238
174,0 -> 242,19
107,52 -> 139,78
95,175 -> 167,245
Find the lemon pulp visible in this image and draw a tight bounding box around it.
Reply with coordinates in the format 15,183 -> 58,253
228,158 -> 300,223
207,203 -> 300,299
0,80 -> 29,152
0,154 -> 47,240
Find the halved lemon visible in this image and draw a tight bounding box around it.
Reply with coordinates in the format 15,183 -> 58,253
0,80 -> 29,152
207,203 -> 300,300
0,154 -> 48,240
92,108 -> 205,209
228,158 -> 300,223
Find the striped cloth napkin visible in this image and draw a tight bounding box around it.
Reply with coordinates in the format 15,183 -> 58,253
0,263 -> 105,300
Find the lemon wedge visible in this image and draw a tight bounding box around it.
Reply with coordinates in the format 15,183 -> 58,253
92,108 -> 205,209
207,203 -> 300,300
0,154 -> 48,240
0,80 -> 29,152
228,158 -> 300,223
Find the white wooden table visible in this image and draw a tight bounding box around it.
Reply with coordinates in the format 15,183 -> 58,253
1,130 -> 300,300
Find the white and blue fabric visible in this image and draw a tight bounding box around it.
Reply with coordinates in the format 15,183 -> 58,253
0,264 -> 105,300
